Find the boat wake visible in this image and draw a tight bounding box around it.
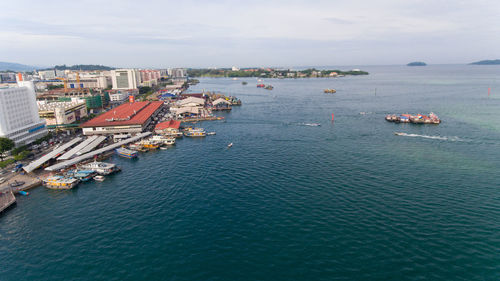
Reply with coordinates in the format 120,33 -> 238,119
298,122 -> 321,127
394,132 -> 463,141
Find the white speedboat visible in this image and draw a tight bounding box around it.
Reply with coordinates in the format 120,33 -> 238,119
94,175 -> 105,182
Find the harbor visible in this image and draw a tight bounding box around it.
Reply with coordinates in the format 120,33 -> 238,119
0,88 -> 241,197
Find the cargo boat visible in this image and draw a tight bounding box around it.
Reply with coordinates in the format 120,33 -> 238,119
386,112 -> 440,124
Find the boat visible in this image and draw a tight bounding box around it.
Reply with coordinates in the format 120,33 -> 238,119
227,143 -> 233,148
257,84 -> 265,88
184,130 -> 207,137
150,135 -> 176,146
242,81 -> 248,85
43,176 -> 79,190
65,169 -> 97,182
264,85 -> 273,90
116,147 -> 139,158
80,161 -> 119,175
207,132 -> 216,135
160,146 -> 168,150
93,175 -> 105,182
394,132 -> 406,136
324,89 -> 336,93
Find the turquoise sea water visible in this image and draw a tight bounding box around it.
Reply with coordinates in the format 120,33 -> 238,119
1,65 -> 500,280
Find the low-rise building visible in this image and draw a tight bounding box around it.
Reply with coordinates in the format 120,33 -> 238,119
38,99 -> 87,126
154,120 -> 181,135
81,101 -> 164,135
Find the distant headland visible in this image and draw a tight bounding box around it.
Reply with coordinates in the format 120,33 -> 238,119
407,62 -> 427,66
187,68 -> 369,78
469,59 -> 500,65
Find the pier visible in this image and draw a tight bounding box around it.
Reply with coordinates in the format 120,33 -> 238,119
23,137 -> 83,173
0,188 -> 16,214
45,132 -> 151,171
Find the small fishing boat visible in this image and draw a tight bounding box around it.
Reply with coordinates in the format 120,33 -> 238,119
227,143 -> 233,148
242,81 -> 248,85
324,89 -> 336,93
207,132 -> 216,135
94,175 -> 105,182
264,85 -> 274,90
257,84 -> 265,88
160,146 -> 168,150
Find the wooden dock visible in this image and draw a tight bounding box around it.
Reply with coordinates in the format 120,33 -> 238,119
0,188 -> 16,214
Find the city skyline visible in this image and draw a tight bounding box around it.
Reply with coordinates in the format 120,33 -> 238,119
1,0 -> 499,68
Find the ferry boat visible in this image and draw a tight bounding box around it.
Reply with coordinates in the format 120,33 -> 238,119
150,135 -> 176,146
324,89 -> 336,93
43,176 -> 79,190
80,161 -> 119,175
116,147 -> 139,158
65,169 -> 97,182
183,127 -> 207,137
139,140 -> 159,150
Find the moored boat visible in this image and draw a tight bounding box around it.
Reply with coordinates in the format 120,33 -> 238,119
65,169 -> 97,182
116,147 -> 139,158
93,175 -> 105,182
80,161 -> 119,175
43,176 -> 79,190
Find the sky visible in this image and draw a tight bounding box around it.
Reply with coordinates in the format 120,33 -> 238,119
1,0 -> 499,68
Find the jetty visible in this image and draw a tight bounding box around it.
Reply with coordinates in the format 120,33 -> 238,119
0,188 -> 16,214
45,132 -> 151,171
23,137 -> 83,173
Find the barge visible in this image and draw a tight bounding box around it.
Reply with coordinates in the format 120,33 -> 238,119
386,112 -> 441,124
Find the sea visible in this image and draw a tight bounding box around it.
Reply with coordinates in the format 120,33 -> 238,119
1,65 -> 499,281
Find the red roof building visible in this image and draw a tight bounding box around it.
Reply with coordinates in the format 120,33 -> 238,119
154,120 -> 181,135
155,120 -> 181,130
81,101 -> 164,135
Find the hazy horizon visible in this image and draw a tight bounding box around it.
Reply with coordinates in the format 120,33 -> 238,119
2,0 -> 499,68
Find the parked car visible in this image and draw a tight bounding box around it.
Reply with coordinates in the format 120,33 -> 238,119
0,177 -> 5,184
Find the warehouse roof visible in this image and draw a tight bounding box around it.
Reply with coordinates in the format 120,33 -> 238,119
81,101 -> 163,127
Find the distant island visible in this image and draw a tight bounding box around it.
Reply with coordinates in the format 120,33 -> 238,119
469,59 -> 500,65
188,68 -> 369,78
407,62 -> 427,66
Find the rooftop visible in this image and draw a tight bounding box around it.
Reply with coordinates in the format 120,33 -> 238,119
81,101 -> 163,127
155,120 -> 181,130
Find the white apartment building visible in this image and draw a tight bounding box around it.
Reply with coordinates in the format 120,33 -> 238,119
109,91 -> 129,102
0,81 -> 47,146
111,69 -> 140,90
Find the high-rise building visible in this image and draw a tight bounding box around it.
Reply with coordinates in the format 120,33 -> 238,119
0,80 -> 47,146
111,69 -> 140,90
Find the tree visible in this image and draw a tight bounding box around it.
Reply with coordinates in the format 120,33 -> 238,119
0,137 -> 15,161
